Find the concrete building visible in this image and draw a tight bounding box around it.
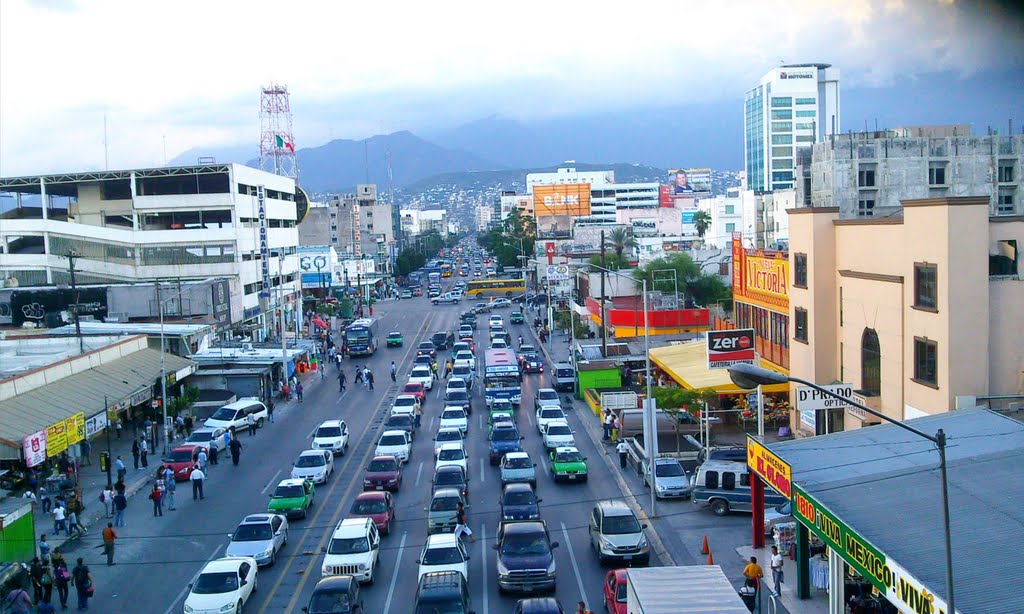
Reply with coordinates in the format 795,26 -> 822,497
499,191 -> 532,220
400,209 -> 448,237
745,63 -> 841,192
0,164 -> 300,330
787,197 -> 1024,436
699,187 -> 748,249
475,205 -> 494,231
527,166 -> 660,224
797,128 -> 1023,218
299,185 -> 395,272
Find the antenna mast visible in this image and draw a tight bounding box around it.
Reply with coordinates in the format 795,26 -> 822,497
258,84 -> 298,179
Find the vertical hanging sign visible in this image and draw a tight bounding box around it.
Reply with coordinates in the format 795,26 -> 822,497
258,185 -> 271,298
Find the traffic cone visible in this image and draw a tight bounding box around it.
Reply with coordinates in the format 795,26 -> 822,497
700,535 -> 709,555
707,551 -> 714,565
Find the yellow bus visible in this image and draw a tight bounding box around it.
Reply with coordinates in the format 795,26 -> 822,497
465,278 -> 526,298
441,263 -> 453,278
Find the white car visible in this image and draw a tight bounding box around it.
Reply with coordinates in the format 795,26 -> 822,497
542,420 -> 575,450
434,427 -> 465,457
445,377 -> 468,396
375,430 -> 412,464
225,513 -> 288,566
391,395 -> 421,417
435,443 -> 469,473
291,450 -> 334,484
452,350 -> 476,370
489,314 -> 503,326
536,406 -> 567,434
321,518 -> 380,584
535,388 -> 561,410
311,420 -> 349,455
185,427 -> 228,453
184,556 -> 258,614
416,533 -> 470,583
490,338 -> 509,349
409,366 -> 434,390
490,298 -> 513,309
204,398 -> 268,432
451,363 -> 474,388
439,407 -> 469,434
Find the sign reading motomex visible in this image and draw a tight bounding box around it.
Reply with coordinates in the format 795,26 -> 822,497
707,328 -> 755,369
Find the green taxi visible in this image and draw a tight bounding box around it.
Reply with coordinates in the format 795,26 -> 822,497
267,478 -> 315,519
491,398 -> 516,415
549,446 -> 588,483
386,331 -> 404,347
510,311 -> 525,325
488,410 -> 515,434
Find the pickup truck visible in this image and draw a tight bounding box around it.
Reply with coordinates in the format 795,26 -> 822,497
432,292 -> 461,305
625,433 -> 703,477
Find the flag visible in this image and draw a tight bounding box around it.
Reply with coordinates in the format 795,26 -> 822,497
275,135 -> 295,154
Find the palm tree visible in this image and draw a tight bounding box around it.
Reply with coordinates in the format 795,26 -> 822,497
606,227 -> 638,263
693,211 -> 712,240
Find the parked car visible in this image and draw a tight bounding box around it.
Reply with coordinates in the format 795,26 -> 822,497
312,420 -> 350,455
163,445 -> 205,481
205,398 -> 268,431
226,513 -> 289,566
363,455 -> 403,492
500,451 -> 537,487
643,457 -> 692,499
291,449 -> 335,485
184,556 -> 258,614
321,518 -> 381,584
184,427 -> 228,454
348,490 -> 396,535
416,533 -> 470,583
500,483 -> 542,521
267,478 -> 315,519
304,575 -> 364,614
588,500 -> 650,566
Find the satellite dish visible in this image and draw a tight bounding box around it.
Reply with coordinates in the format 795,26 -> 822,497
295,185 -> 310,223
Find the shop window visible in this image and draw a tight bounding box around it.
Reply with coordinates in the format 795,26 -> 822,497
794,253 -> 807,288
794,308 -> 808,343
913,337 -> 938,387
914,262 -> 938,310
861,329 -> 881,396
989,240 -> 1018,276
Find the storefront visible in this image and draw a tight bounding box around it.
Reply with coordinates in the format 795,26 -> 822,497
724,233 -> 790,371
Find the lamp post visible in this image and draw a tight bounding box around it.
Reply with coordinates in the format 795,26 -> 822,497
726,363 -> 955,614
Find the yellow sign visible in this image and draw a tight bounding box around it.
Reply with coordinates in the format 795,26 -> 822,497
747,436 -> 792,498
46,422 -> 68,457
741,252 -> 789,312
533,184 -> 592,217
65,412 -> 85,446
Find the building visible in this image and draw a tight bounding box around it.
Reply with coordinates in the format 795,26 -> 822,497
400,208 -> 448,237
298,185 -> 395,272
698,187 -> 748,249
0,164 -> 300,331
527,166 -> 659,224
787,196 -> 1024,435
475,205 -> 494,231
796,128 -> 1023,218
499,191 -> 533,220
744,63 -> 841,192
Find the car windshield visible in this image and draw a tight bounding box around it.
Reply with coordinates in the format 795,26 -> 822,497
441,410 -> 465,420
538,391 -> 558,401
394,397 -> 415,407
430,496 -> 459,512
438,448 -> 464,461
387,416 -> 412,427
273,484 -> 305,498
453,344 -> 469,352
351,499 -> 387,515
493,401 -> 513,412
412,368 -> 431,378
418,342 -> 434,350
309,591 -> 352,612
447,391 -> 468,402
185,432 -> 213,443
191,571 -> 238,594
379,435 -> 407,446
413,598 -> 465,614
329,537 -> 369,554
655,462 -> 685,477
403,385 -> 423,394
547,425 -> 571,436
453,368 -> 470,377
166,449 -> 194,462
437,431 -> 461,443
555,450 -> 583,463
525,354 -> 539,362
435,471 -> 464,486
232,524 -> 272,541
503,491 -> 536,505
504,456 -> 532,469
500,534 -> 549,556
315,426 -> 342,438
389,333 -> 402,339
422,546 -> 464,565
296,454 -> 325,468
368,459 -> 398,472
603,515 -> 642,535
210,408 -> 238,420
540,409 -> 563,419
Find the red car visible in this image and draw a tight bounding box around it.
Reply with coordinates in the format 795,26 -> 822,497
348,491 -> 396,535
401,382 -> 427,405
603,569 -> 627,614
459,337 -> 476,353
162,445 -> 206,481
363,455 -> 403,492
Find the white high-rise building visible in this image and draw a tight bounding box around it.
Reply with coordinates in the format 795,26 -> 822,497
526,166 -> 658,224
744,63 -> 840,192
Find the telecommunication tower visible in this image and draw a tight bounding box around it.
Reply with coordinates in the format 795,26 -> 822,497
258,84 -> 298,179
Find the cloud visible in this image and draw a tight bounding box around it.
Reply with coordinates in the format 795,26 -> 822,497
1,0 -> 1022,175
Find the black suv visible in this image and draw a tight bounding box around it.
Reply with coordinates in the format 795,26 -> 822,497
494,520 -> 559,593
414,571 -> 474,614
431,331 -> 456,350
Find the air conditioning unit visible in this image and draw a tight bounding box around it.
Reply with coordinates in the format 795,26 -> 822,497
241,343 -> 255,352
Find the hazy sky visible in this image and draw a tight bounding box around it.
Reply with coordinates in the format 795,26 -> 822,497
1,0 -> 1022,175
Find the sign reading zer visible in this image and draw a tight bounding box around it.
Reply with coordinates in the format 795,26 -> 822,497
707,328 -> 755,369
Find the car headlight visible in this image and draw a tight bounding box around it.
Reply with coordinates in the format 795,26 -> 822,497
639,536 -> 649,549
184,606 -> 193,613
261,547 -> 274,557
546,560 -> 557,576
496,560 -> 509,576
219,604 -> 236,612
363,479 -> 372,486
601,537 -> 613,550
357,563 -> 367,571
655,483 -> 667,492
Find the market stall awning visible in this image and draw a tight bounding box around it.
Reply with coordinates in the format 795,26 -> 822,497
0,349 -> 197,459
648,341 -> 789,394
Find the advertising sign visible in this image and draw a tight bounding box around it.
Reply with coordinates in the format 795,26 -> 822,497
46,421 -> 68,457
23,431 -> 46,467
65,412 -> 85,446
533,184 -> 592,217
546,265 -> 570,282
797,384 -> 853,412
658,185 -> 673,208
668,168 -> 712,194
630,218 -> 657,235
746,436 -> 792,498
211,280 -> 231,326
739,250 -> 790,312
731,234 -> 744,290
85,412 -> 108,438
257,185 -> 270,299
680,209 -> 699,235
707,328 -> 755,369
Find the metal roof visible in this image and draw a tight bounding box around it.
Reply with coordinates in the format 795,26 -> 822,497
625,566 -> 750,613
770,409 -> 1024,614
48,322 -> 213,337
0,348 -> 196,457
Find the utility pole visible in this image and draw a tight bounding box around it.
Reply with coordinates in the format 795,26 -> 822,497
65,251 -> 84,354
599,230 -> 607,359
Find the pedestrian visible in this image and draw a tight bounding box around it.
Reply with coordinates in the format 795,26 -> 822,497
246,413 -> 257,437
576,602 -> 594,614
149,483 -> 163,516
71,557 -> 92,610
131,440 -> 140,470
453,501 -> 475,543
390,361 -> 397,382
66,509 -> 85,537
770,545 -> 784,596
38,534 -> 51,561
114,478 -> 125,495
319,363 -> 326,380
164,468 -> 177,511
611,416 -> 620,442
602,410 -> 613,440
113,491 -> 127,527
267,400 -> 275,423
101,485 -> 115,518
184,414 -> 194,435
363,366 -> 370,387
79,440 -> 91,466
223,429 -> 232,450
296,382 -> 304,402
197,448 -> 208,471
414,402 -> 422,428
338,371 -> 347,392
101,523 -> 117,566
335,352 -> 342,370
52,504 -> 68,536
742,556 -> 764,589
209,442 -> 219,466
175,415 -> 185,439
190,465 -> 206,500
354,367 -> 363,385
139,437 -> 149,468
30,558 -> 44,602
444,360 -> 452,379
4,584 -> 32,613
115,455 -> 126,482
40,566 -> 54,607
616,439 -> 629,469
367,370 -> 375,391
518,335 -> 523,348
52,553 -> 70,609
229,438 -> 242,466
430,361 -> 438,379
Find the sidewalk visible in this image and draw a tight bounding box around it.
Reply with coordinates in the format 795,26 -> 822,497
737,544 -> 829,614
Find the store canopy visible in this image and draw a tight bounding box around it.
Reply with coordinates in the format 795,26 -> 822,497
0,349 -> 196,459
769,409 -> 1024,614
648,341 -> 789,394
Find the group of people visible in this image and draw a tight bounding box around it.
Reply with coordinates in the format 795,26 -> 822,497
9,543 -> 93,612
350,365 -> 376,390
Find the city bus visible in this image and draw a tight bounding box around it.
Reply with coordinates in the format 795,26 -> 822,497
465,278 -> 526,298
343,318 -> 379,357
428,271 -> 442,287
484,348 -> 522,407
441,263 -> 453,278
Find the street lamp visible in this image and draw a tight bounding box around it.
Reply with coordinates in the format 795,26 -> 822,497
726,363 -> 956,614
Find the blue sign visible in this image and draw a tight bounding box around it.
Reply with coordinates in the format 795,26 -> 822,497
680,210 -> 697,224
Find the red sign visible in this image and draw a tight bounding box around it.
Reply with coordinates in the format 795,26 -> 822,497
658,185 -> 673,208
545,242 -> 556,264
707,328 -> 755,369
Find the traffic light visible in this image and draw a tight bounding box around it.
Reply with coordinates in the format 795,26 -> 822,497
99,452 -> 109,473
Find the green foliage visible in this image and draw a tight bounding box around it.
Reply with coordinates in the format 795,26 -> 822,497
633,253 -> 732,308
587,253 -> 631,271
652,387 -> 717,419
395,248 -> 426,276
477,209 -> 536,269
693,210 -> 712,239
554,311 -> 590,338
169,385 -> 200,417
605,227 -> 638,260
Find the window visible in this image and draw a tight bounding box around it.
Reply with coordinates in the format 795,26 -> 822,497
794,253 -> 808,288
721,472 -> 736,490
795,97 -> 816,105
858,166 -> 876,187
772,171 -> 795,182
997,189 -> 1015,214
773,158 -> 794,170
795,110 -> 817,118
998,161 -> 1015,183
795,122 -> 815,130
990,240 -> 1019,276
771,135 -> 793,145
772,146 -> 792,158
796,135 -> 815,142
724,204 -> 735,215
913,338 -> 938,387
771,97 -> 792,108
861,329 -> 881,396
719,262 -> 729,276
772,121 -> 793,132
914,263 -> 937,310
705,471 -> 718,489
857,198 -> 875,217
771,109 -> 792,120
725,223 -> 736,232
794,308 -> 808,343
928,163 -> 947,186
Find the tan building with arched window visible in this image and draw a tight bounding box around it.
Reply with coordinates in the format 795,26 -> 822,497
787,196 -> 1024,435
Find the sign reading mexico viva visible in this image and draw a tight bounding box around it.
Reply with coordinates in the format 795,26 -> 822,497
746,436 -> 791,498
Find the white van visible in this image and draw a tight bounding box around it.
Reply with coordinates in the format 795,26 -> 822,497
204,398 -> 268,432
691,460 -> 787,516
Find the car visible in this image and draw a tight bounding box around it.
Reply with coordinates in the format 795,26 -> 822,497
432,465 -> 469,499
162,445 -> 204,481
184,427 -> 228,454
435,442 -> 469,473
452,341 -> 471,354
490,298 -> 512,309
459,337 -> 477,353
374,430 -> 412,464
416,534 -> 470,583
541,421 -> 574,450
458,324 -> 474,338
439,407 -> 469,434
424,488 -> 469,534
412,287 -> 424,297
534,388 -> 561,411
459,311 -> 478,325
644,457 -> 692,499
764,501 -> 795,538
588,500 -> 650,566
348,490 -> 396,535
391,394 -> 422,416
472,302 -> 491,314
549,446 -> 588,482
432,292 -> 462,305
602,569 -> 628,614
312,420 -> 350,455
384,413 -> 417,438
205,398 -> 268,432
413,571 -> 472,614
500,483 -> 542,522
521,353 -> 544,373
488,424 -> 523,464
500,451 -> 537,487
488,410 -> 515,432
433,427 -> 464,457
451,363 -> 474,388
445,377 -> 468,396
428,287 -> 441,298
292,449 -> 335,484
510,311 -> 525,325
322,518 -> 381,584
416,341 -> 437,360
431,331 -> 456,349
225,513 -> 289,567
402,382 -> 428,404
184,556 -> 258,614
386,331 -> 404,347
519,344 -> 537,354
413,354 -> 434,368
494,521 -> 558,593
488,314 -> 504,326
409,366 -> 434,390
444,389 -> 473,415
268,478 -> 315,519
490,337 -> 509,349
536,407 -> 567,434
452,350 -> 476,370
400,290 -> 413,300
304,575 -> 365,614
363,455 -> 403,492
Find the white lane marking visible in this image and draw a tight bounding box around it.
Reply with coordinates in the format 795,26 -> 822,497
162,544 -> 223,614
479,458 -> 486,484
540,455 -> 549,475
307,424 -> 318,438
560,522 -> 588,605
481,524 -> 489,614
478,413 -> 483,430
413,461 -> 424,487
526,406 -> 535,427
381,532 -> 408,614
429,416 -> 436,431
260,469 -> 282,495
335,389 -> 348,404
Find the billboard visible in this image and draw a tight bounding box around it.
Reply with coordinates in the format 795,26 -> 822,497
707,328 -> 755,369
667,168 -> 712,195
533,183 -> 591,217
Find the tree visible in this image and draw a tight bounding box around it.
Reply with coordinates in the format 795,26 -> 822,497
633,252 -> 731,307
693,210 -> 712,240
477,209 -> 536,269
605,227 -> 638,262
587,253 -> 630,271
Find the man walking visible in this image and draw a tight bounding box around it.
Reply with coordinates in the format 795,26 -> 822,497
190,465 -> 206,500
229,438 -> 243,466
52,504 -> 68,536
196,448 -> 208,472
367,370 -> 375,391
770,545 -> 784,596
150,483 -> 163,517
162,466 -> 177,511
363,366 -> 371,387
245,413 -> 257,437
113,491 -> 127,527
602,410 -> 613,440
742,556 -> 764,590
101,485 -> 115,518
444,360 -> 452,379
354,366 -> 363,385
616,439 -> 630,469
139,437 -> 149,468
338,370 -> 347,392
131,440 -> 140,470
102,523 -> 118,565
390,361 -> 397,383
267,401 -> 275,423
296,382 -> 304,402
453,501 -> 475,544
115,455 -> 126,482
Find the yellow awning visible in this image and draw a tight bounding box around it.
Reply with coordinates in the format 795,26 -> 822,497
649,341 -> 790,394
